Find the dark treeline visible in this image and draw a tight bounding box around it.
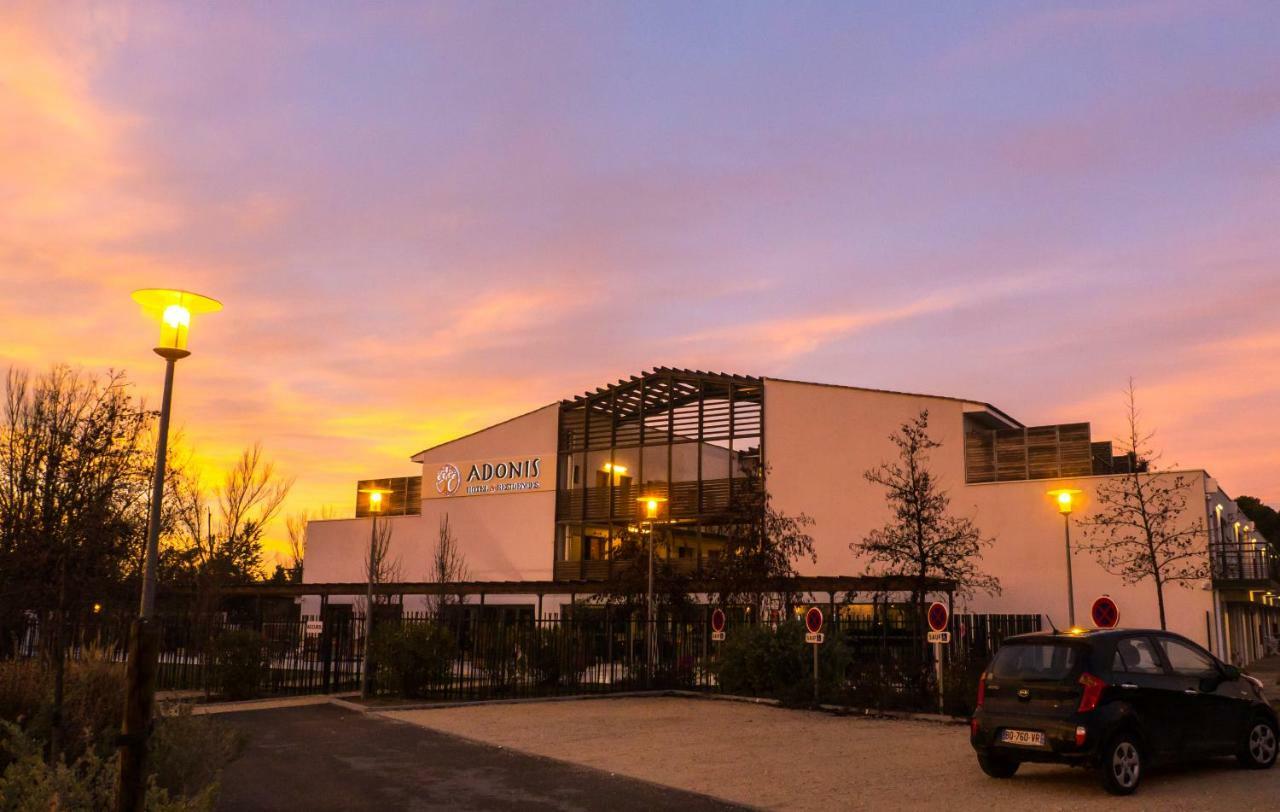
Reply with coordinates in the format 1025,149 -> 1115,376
0,364 -> 294,659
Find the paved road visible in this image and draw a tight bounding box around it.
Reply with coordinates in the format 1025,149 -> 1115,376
215,704 -> 742,811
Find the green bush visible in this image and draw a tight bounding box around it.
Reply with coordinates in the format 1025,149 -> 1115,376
524,625 -> 587,689
0,720 -> 220,811
209,630 -> 266,701
0,660 -> 48,735
0,652 -> 125,763
149,705 -> 244,799
369,622 -> 454,699
712,621 -> 849,706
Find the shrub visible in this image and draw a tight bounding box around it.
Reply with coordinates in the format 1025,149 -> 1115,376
209,630 -> 266,701
62,652 -> 126,756
0,720 -> 116,811
524,625 -> 587,689
369,622 -> 454,698
0,660 -> 47,729
150,705 -> 244,799
712,621 -> 849,706
0,719 -> 221,811
0,652 -> 125,764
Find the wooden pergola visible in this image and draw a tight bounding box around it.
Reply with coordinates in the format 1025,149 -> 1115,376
216,574 -> 956,619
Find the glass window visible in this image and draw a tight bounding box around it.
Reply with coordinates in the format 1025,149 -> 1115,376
1114,637 -> 1164,674
1158,638 -> 1218,678
989,643 -> 1080,682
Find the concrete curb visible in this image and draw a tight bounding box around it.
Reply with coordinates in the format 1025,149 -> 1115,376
186,694 -> 345,715
187,687 -> 968,726
666,689 -> 969,725
354,690 -> 674,713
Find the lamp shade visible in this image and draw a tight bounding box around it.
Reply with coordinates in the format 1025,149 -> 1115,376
132,289 -> 222,358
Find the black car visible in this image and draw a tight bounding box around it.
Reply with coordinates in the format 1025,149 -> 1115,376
970,627 -> 1278,795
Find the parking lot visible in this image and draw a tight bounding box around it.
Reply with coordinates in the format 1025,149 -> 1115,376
385,696 -> 1280,810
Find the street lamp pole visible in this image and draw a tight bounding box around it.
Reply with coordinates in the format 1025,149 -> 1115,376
117,289 -> 220,812
1063,511 -> 1075,627
638,496 -> 666,681
1049,489 -> 1081,628
359,489 -> 391,700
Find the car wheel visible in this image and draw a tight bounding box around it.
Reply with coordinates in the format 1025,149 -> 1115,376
1099,733 -> 1142,796
1238,717 -> 1278,770
977,751 -> 1019,779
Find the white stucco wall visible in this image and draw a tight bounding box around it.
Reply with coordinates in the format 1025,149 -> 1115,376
763,378 -> 1218,650
415,403 -> 559,582
303,403 -> 563,615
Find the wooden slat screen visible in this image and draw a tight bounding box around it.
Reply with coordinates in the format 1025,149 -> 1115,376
965,423 -> 1094,484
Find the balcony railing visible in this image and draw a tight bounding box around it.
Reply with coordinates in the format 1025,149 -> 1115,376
556,477 -> 754,522
553,556 -> 707,582
1210,544 -> 1280,584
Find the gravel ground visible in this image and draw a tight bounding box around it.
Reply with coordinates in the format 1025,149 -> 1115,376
385,696 -> 1280,811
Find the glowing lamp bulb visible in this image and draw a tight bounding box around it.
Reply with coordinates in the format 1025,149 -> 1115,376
1057,491 -> 1073,513
162,304 -> 191,329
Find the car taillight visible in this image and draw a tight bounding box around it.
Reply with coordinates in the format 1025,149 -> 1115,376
1077,672 -> 1106,713
976,675 -> 986,709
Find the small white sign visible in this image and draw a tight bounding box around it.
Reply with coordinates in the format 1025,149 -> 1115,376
927,631 -> 951,644
805,632 -> 825,644
305,620 -> 323,637
711,631 -> 726,642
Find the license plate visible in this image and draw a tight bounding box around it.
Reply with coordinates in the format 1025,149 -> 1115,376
999,729 -> 1046,747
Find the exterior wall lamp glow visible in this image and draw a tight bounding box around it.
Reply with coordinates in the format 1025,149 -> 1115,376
118,288 -> 221,811
1047,489 -> 1083,626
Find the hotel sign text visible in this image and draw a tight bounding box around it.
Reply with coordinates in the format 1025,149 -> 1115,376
425,454 -> 551,499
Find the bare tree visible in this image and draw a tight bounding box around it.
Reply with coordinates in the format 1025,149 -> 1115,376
219,442 -> 293,545
363,517 -> 401,597
424,514 -> 468,617
284,510 -> 308,578
168,441 -> 295,582
852,409 -> 1000,607
360,517 -> 399,698
1078,381 -> 1208,630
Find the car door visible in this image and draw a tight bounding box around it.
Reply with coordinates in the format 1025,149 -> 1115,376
1110,635 -> 1186,759
1156,636 -> 1243,755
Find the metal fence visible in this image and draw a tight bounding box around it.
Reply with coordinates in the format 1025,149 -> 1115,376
6,608 -> 1040,711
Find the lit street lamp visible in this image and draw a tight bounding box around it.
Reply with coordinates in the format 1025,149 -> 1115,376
637,495 -> 668,679
359,487 -> 394,699
118,289 -> 221,812
1048,489 -> 1082,627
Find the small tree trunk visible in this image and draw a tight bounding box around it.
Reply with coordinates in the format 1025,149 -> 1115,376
1154,577 -> 1167,631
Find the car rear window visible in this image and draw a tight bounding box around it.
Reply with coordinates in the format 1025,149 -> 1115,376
990,643 -> 1080,682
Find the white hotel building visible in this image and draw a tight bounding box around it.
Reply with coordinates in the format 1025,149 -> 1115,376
304,368 -> 1279,664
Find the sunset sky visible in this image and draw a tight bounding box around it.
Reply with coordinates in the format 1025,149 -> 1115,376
3,2 -> 1278,563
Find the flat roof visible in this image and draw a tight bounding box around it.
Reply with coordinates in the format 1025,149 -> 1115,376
763,376 -> 1024,428
409,367 -> 1026,462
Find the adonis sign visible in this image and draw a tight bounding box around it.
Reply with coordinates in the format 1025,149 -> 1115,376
425,455 -> 551,499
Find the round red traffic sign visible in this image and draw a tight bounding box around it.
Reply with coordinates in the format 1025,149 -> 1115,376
1091,595 -> 1120,629
804,606 -> 823,634
711,608 -> 726,634
927,602 -> 949,632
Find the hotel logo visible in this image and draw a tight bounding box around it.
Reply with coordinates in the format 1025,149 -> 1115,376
435,463 -> 461,496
